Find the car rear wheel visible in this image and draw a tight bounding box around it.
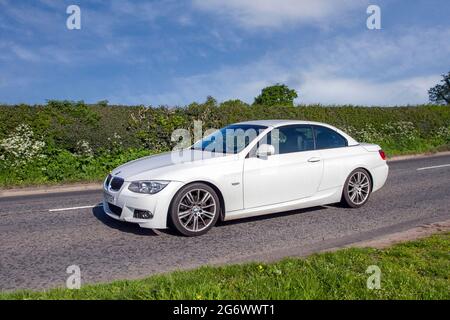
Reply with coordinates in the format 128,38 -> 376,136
169,183 -> 220,236
341,168 -> 372,208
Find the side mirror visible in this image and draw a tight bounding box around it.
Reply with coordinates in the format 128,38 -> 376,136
256,144 -> 275,158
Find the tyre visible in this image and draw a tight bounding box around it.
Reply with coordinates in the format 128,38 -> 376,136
341,168 -> 372,208
169,183 -> 221,236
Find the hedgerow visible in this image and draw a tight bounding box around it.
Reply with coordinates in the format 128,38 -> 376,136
0,100 -> 449,186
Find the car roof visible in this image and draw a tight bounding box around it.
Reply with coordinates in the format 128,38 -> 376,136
235,119 -> 359,146
235,119 -> 331,128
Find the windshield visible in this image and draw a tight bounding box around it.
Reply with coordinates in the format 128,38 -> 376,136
191,124 -> 268,154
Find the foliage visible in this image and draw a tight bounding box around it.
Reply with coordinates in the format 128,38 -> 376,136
0,147 -> 154,186
0,124 -> 46,166
2,233 -> 449,300
429,72 -> 450,105
0,101 -> 449,186
253,84 -> 298,107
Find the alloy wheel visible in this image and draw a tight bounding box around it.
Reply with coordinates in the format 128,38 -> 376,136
177,188 -> 217,232
347,171 -> 370,205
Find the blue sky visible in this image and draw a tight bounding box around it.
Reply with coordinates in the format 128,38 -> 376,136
0,0 -> 449,106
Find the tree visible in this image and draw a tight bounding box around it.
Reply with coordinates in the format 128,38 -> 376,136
429,72 -> 450,105
97,100 -> 109,107
254,84 -> 298,107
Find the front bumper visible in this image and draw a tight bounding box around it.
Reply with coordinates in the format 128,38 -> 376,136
103,180 -> 184,229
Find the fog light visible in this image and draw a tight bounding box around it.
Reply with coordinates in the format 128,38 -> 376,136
133,209 -> 153,219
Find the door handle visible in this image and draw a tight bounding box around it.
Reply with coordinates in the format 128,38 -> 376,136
308,157 -> 321,163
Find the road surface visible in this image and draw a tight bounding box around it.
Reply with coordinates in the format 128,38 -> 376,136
1,154 -> 449,291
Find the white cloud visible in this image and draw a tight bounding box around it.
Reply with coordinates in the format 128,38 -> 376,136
142,26 -> 450,106
160,63 -> 440,107
9,44 -> 40,62
310,28 -> 450,79
299,73 -> 440,106
108,58 -> 281,106
192,0 -> 366,28
117,68 -> 439,107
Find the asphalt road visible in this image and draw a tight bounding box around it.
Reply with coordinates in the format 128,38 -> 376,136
1,154 -> 450,291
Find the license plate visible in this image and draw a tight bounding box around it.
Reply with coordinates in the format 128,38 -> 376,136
104,192 -> 114,204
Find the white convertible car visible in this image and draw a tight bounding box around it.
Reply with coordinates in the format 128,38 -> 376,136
103,120 -> 388,236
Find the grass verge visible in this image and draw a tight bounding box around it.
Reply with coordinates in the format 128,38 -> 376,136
1,233 -> 449,300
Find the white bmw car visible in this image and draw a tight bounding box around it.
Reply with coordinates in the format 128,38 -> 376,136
103,120 -> 388,236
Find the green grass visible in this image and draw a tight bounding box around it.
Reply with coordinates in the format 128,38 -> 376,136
381,140 -> 450,157
2,233 -> 449,300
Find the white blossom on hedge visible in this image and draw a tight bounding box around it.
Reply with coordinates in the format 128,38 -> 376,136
107,132 -> 123,151
434,126 -> 450,142
341,124 -> 383,143
75,140 -> 93,157
0,124 -> 46,166
381,121 -> 417,142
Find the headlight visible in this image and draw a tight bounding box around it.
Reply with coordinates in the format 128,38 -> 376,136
128,180 -> 169,194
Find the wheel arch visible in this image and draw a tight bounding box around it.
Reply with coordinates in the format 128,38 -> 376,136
340,166 -> 374,208
344,166 -> 374,192
166,180 -> 226,227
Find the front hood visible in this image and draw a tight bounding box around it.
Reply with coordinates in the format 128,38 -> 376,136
111,150 -> 235,180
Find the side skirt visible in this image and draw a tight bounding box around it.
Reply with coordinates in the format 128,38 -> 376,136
224,187 -> 342,221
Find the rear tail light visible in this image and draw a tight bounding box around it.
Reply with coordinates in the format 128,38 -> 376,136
379,149 -> 386,160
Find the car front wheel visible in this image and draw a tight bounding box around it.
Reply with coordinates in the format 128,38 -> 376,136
341,168 -> 372,208
169,183 -> 220,236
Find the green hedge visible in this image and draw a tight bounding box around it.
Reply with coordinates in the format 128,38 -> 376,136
0,100 -> 449,186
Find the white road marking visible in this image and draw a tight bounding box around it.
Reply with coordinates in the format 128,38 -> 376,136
48,204 -> 103,212
417,163 -> 450,171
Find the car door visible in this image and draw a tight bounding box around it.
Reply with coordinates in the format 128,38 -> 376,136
312,125 -> 350,191
243,125 -> 323,209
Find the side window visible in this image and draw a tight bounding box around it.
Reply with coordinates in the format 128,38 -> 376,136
313,126 -> 347,149
253,125 -> 315,155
